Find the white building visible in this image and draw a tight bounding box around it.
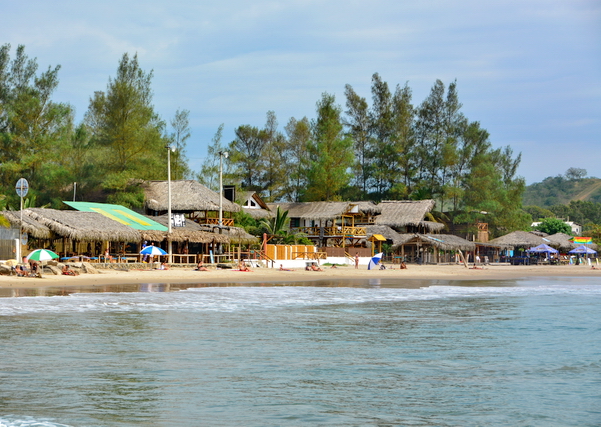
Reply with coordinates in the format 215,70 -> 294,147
531,220 -> 582,236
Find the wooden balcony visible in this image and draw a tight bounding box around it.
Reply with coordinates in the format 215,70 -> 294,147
291,226 -> 367,237
204,218 -> 234,226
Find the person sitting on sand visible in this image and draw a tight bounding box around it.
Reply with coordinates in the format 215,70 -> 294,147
16,265 -> 28,277
279,264 -> 293,271
62,265 -> 78,276
310,263 -> 323,271
156,262 -> 169,270
400,261 -> 407,269
195,261 -> 208,271
238,261 -> 252,272
330,264 -> 337,268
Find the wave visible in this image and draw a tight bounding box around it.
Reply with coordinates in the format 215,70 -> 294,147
0,280 -> 599,316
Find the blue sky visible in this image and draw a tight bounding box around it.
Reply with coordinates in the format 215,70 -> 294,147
3,0 -> 599,184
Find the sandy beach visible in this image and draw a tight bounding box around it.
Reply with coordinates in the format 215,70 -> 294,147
1,263 -> 600,290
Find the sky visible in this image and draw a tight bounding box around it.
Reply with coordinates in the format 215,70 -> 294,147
2,0 -> 600,185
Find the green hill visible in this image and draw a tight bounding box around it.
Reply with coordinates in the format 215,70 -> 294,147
523,176 -> 601,207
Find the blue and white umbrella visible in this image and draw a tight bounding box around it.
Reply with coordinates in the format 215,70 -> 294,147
368,252 -> 383,270
140,246 -> 168,256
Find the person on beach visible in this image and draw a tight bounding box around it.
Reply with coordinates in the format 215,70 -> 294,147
62,265 -> 78,276
279,264 -> 293,271
400,261 -> 407,269
141,241 -> 149,263
195,261 -> 208,271
16,264 -> 28,277
355,253 -> 359,269
310,263 -> 323,271
156,262 -> 169,270
238,261 -> 252,272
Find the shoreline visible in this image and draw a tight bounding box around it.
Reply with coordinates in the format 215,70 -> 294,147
1,264 -> 600,290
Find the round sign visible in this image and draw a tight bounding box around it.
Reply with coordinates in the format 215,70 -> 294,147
15,178 -> 29,198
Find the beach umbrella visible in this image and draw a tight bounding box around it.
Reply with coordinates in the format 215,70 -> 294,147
26,249 -> 60,262
568,245 -> 597,255
140,246 -> 168,256
368,252 -> 383,270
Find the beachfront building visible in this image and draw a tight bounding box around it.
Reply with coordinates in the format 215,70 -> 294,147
266,201 -> 381,258
142,180 -> 241,227
1,205 -> 240,265
239,191 -> 273,220
3,207 -> 142,261
531,220 -> 582,236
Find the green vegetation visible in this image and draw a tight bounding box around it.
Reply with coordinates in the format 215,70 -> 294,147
0,45 -> 188,209
8,44 -> 600,240
533,218 -> 572,235
523,169 -> 601,207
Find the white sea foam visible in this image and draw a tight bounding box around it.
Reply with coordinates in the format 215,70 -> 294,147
0,280 -> 599,316
0,416 -> 71,427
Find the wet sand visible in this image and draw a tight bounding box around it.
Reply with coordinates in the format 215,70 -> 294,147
1,263 -> 600,289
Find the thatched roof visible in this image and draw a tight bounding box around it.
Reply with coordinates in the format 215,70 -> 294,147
141,215 -> 229,244
266,201 -> 381,221
23,208 -> 141,242
242,207 -> 273,220
221,226 -> 259,245
366,225 -> 404,246
393,233 -> 476,251
543,233 -> 575,250
374,200 -> 442,231
543,233 -> 599,251
2,210 -> 53,239
488,231 -> 545,248
143,180 -> 241,213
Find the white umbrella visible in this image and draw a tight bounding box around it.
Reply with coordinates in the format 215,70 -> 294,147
140,246 -> 168,256
368,252 -> 383,270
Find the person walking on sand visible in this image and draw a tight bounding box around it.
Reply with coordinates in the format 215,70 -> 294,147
355,252 -> 359,269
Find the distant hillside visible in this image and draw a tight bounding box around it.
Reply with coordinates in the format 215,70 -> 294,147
523,176 -> 601,207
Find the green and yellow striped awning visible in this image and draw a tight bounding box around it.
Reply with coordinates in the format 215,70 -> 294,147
64,201 -> 168,231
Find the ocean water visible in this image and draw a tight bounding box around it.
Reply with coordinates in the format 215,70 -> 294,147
0,277 -> 600,427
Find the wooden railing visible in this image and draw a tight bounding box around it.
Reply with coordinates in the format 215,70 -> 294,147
292,251 -> 327,260
204,218 -> 235,226
291,226 -> 367,236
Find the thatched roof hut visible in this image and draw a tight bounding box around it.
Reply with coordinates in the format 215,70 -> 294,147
544,232 -> 575,251
366,225 -> 404,246
141,215 -> 229,244
2,210 -> 53,239
393,233 -> 476,251
20,208 -> 141,242
374,200 -> 444,232
267,201 -> 380,221
143,180 -> 241,213
543,233 -> 599,252
221,226 -> 259,245
488,231 -> 545,249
